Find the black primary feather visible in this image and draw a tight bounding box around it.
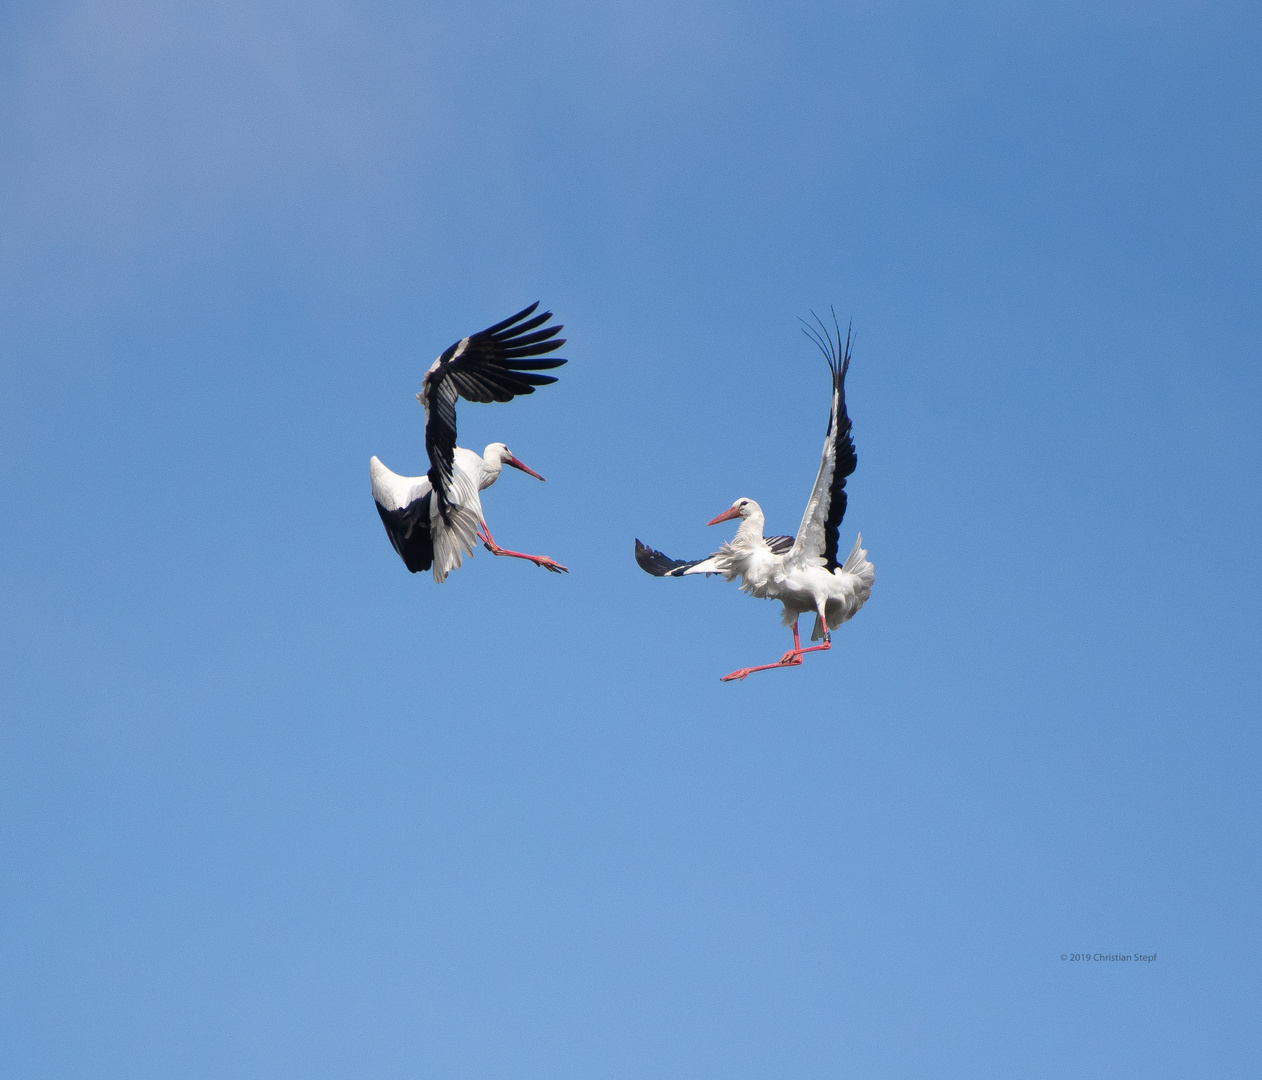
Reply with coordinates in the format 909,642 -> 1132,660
634,539 -> 703,576
801,309 -> 857,571
421,303 -> 567,523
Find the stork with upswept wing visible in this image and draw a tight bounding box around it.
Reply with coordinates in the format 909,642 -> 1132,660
371,303 -> 570,582
635,313 -> 874,680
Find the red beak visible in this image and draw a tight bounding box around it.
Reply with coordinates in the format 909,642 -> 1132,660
706,506 -> 743,526
506,455 -> 545,481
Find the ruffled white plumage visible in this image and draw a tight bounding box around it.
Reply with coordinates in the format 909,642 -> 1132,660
427,452 -> 484,583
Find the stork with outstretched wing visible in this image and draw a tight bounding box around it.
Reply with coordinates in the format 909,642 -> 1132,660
371,303 -> 570,583
634,313 -> 874,681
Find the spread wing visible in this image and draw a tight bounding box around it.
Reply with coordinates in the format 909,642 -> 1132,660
788,313 -> 857,571
635,535 -> 794,577
420,302 -> 566,522
369,456 -> 434,574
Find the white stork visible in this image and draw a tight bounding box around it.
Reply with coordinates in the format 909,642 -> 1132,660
370,303 -> 570,582
635,314 -> 874,681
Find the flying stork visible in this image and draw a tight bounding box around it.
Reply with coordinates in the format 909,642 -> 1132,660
370,303 -> 570,582
634,314 -> 874,681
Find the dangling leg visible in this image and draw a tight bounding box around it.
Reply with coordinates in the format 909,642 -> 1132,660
811,600 -> 834,655
779,620 -> 805,665
720,619 -> 803,682
719,612 -> 831,683
478,521 -> 568,573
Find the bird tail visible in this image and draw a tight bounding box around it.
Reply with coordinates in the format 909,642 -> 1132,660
431,504 -> 480,582
840,532 -> 873,584
809,534 -> 874,640
429,472 -> 483,583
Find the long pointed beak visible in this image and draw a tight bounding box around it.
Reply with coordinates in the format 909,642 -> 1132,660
506,456 -> 545,481
707,506 -> 743,526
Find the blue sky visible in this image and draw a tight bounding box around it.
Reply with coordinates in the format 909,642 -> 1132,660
1,1 -> 1260,1076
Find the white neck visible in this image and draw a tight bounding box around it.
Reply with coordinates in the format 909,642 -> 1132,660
731,509 -> 765,547
478,448 -> 504,490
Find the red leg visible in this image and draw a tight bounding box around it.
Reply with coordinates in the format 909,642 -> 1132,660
478,522 -> 568,574
778,621 -> 804,664
720,620 -> 831,682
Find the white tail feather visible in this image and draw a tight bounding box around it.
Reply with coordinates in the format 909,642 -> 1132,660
808,534 -> 875,641
429,469 -> 483,583
842,532 -> 871,577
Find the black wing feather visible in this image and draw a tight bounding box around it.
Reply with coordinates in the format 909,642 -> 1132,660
802,314 -> 857,571
375,492 -> 434,574
634,535 -> 796,577
821,341 -> 856,571
421,303 -> 567,522
634,539 -> 710,577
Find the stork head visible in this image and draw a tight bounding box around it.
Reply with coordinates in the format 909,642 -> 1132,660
485,442 -> 545,481
707,498 -> 761,526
